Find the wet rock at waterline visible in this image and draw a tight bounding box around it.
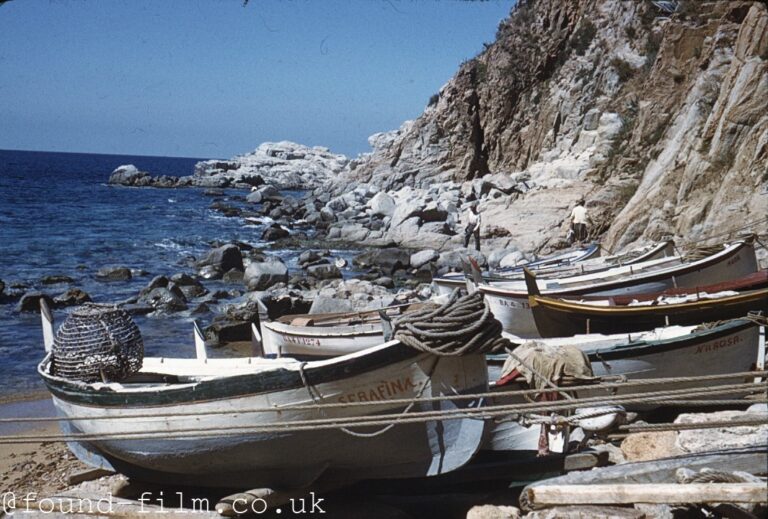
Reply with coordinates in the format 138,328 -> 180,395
16,292 -> 54,313
95,266 -> 133,281
40,275 -> 74,285
196,244 -> 244,273
53,288 -> 92,307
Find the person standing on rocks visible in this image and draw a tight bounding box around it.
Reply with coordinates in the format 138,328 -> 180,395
463,204 -> 482,251
570,199 -> 589,243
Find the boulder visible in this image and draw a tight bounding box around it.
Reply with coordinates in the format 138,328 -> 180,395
353,248 -> 410,274
309,296 -> 355,314
368,192 -> 396,217
298,250 -> 326,267
142,287 -> 188,312
499,250 -> 526,269
261,224 -> 290,241
170,273 -> 198,285
244,259 -> 289,291
108,164 -> 150,186
40,275 -> 74,285
222,268 -> 244,283
16,292 -> 53,313
306,263 -> 342,280
95,266 -> 132,281
53,288 -> 92,307
372,276 -> 395,289
198,265 -> 223,280
204,321 -> 251,345
436,249 -> 487,271
410,249 -> 439,269
246,185 -> 279,203
139,275 -> 169,297
197,244 -> 244,272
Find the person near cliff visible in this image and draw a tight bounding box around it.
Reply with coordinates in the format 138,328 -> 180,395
463,205 -> 481,251
570,199 -> 588,243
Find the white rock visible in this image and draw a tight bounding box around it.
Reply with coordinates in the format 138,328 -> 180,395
368,192 -> 396,217
410,249 -> 439,268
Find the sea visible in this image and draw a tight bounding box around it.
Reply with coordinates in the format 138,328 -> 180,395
0,149 -> 314,399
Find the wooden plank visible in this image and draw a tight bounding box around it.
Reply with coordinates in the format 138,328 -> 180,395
525,483 -> 768,507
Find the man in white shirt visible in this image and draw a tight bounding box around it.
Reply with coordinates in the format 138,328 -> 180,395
463,205 -> 481,251
570,199 -> 588,243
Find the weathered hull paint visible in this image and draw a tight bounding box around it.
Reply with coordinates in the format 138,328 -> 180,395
41,344 -> 488,489
485,320 -> 760,452
483,241 -> 757,337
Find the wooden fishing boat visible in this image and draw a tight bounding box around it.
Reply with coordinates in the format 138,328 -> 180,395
260,268 -> 768,360
261,302 -> 431,358
482,239 -> 758,337
526,269 -> 768,337
38,309 -> 488,489
485,318 -> 763,452
433,240 -> 674,297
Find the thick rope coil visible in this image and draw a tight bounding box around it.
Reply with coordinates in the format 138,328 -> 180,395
392,289 -> 511,356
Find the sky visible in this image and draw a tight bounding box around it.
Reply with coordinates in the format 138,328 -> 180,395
0,0 -> 514,159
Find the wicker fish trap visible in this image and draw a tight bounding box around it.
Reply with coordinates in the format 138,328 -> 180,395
52,304 -> 144,382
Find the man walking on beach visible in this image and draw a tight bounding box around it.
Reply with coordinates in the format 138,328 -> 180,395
570,199 -> 588,243
463,204 -> 481,251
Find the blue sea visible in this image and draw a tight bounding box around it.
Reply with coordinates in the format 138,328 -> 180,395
0,149 -> 291,398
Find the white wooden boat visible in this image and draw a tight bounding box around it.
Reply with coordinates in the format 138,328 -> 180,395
38,314 -> 488,489
261,303 -> 431,358
433,240 -> 675,297
482,239 -> 758,337
485,318 -> 763,452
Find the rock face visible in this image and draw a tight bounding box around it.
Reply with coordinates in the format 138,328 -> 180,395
321,0 -> 768,255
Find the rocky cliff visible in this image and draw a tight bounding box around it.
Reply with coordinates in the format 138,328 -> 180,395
335,0 -> 768,256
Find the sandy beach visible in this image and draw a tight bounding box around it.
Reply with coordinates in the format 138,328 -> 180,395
0,397 -> 90,498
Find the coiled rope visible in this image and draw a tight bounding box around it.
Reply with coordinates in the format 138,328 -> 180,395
391,289 -> 511,356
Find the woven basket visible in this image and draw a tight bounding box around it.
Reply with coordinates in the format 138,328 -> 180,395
52,304 -> 144,382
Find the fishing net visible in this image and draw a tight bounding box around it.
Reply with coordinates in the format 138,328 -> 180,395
52,304 -> 144,382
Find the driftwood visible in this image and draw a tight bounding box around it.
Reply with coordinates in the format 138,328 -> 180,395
521,445 -> 768,511
524,483 -> 768,507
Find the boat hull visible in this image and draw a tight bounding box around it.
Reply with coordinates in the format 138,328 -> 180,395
486,320 -> 761,452
41,345 -> 489,489
262,320 -> 384,358
483,241 -> 758,337
530,288 -> 768,337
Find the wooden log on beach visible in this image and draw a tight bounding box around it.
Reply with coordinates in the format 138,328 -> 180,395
524,483 -> 768,508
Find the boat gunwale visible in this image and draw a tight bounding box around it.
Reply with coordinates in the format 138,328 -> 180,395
262,320 -> 384,338
531,287 -> 768,316
480,240 -> 751,298
38,340 -> 425,408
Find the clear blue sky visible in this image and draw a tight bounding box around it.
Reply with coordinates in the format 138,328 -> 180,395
0,0 -> 514,159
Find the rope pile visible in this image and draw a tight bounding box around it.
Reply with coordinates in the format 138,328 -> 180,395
682,243 -> 726,262
392,289 -> 511,356
53,304 -> 144,383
